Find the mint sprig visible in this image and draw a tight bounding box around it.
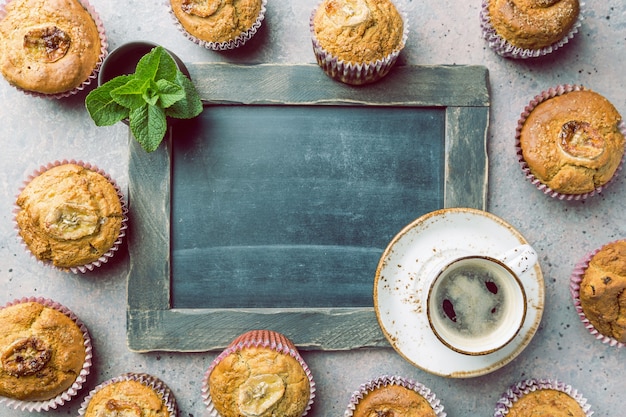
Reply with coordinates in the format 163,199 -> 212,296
86,46 -> 203,152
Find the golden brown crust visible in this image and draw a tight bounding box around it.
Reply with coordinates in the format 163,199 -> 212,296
312,0 -> 404,64
507,389 -> 586,417
0,301 -> 86,401
208,346 -> 310,417
15,163 -> 123,269
352,385 -> 436,417
487,0 -> 580,50
0,0 -> 102,94
170,0 -> 262,44
83,379 -> 170,416
519,90 -> 625,195
579,240 -> 626,343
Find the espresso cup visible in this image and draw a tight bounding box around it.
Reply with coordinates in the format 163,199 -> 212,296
426,244 -> 537,356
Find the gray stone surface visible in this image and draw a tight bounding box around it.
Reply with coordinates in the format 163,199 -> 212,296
1,0 -> 624,416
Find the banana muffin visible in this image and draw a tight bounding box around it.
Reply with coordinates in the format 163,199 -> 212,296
517,86 -> 625,197
15,162 -> 125,272
495,379 -> 591,417
0,0 -> 106,96
577,239 -> 626,344
348,378 -> 442,417
0,298 -> 90,405
79,373 -> 178,417
481,0 -> 582,58
310,0 -> 407,84
169,0 -> 266,49
203,330 -> 315,417
506,389 -> 586,416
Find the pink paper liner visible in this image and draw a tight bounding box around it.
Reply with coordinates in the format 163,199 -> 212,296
569,239 -> 626,348
309,0 -> 409,85
344,375 -> 446,417
78,373 -> 178,417
167,0 -> 267,50
480,0 -> 584,59
0,296 -> 93,412
13,159 -> 128,274
494,378 -> 593,417
515,84 -> 626,200
0,0 -> 108,99
201,330 -> 316,417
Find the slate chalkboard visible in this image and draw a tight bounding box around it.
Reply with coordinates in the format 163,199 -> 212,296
127,63 -> 490,352
171,105 -> 445,309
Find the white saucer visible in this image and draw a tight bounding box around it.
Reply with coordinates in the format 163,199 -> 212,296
374,207 -> 544,378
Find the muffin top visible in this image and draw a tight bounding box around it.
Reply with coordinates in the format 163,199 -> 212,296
15,163 -> 124,269
487,0 -> 580,50
506,388 -> 586,417
312,0 -> 404,64
519,89 -> 625,195
0,301 -> 87,401
208,346 -> 311,417
352,384 -> 437,417
579,240 -> 626,343
0,0 -> 102,94
84,378 -> 171,417
169,0 -> 263,44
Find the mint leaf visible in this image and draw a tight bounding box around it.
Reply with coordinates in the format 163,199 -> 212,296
155,79 -> 185,108
86,44 -> 203,153
134,47 -> 161,80
110,78 -> 150,109
85,75 -> 131,126
129,103 -> 167,152
142,87 -> 160,106
154,49 -> 179,82
141,79 -> 161,106
135,46 -> 177,82
166,71 -> 203,119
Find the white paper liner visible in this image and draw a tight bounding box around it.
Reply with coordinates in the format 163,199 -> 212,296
494,378 -> 593,416
167,0 -> 267,50
201,330 -> 316,417
13,159 -> 128,274
309,0 -> 409,85
515,84 -> 626,200
344,375 -> 446,417
569,240 -> 626,348
78,373 -> 178,417
480,0 -> 584,59
0,296 -> 93,412
0,0 -> 108,98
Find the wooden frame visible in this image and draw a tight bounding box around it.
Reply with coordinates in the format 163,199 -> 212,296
127,63 -> 490,352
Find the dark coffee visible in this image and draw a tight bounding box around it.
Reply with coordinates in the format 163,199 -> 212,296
433,262 -> 507,339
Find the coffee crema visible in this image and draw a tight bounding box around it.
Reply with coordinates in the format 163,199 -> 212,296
434,263 -> 507,339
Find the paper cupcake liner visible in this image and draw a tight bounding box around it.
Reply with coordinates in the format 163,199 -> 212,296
14,159 -> 128,274
167,0 -> 267,51
78,373 -> 178,417
0,0 -> 108,99
515,84 -> 626,200
202,330 -> 316,417
569,240 -> 626,348
480,0 -> 584,59
309,0 -> 409,85
344,375 -> 446,417
0,296 -> 93,412
494,378 -> 593,417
